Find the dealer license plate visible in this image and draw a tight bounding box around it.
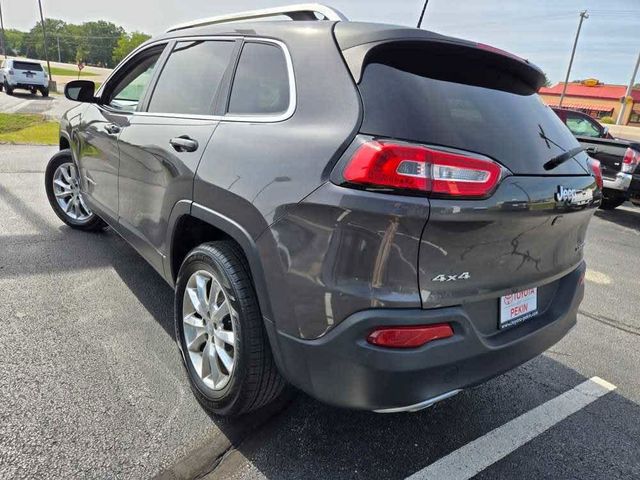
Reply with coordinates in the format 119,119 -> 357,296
499,288 -> 538,329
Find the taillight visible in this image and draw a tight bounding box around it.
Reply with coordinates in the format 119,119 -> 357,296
588,158 -> 603,190
367,324 -> 454,348
622,148 -> 640,174
343,141 -> 503,198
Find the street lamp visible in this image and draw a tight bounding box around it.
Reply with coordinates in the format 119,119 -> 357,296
417,0 -> 429,28
0,0 -> 6,59
37,0 -> 54,87
559,10 -> 589,108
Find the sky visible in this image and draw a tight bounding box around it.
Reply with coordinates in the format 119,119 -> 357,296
2,0 -> 639,84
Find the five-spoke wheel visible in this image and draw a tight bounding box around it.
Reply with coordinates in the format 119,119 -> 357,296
52,162 -> 93,222
175,241 -> 286,416
182,270 -> 238,391
45,150 -> 107,231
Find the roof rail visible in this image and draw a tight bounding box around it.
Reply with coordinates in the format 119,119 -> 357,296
166,3 -> 348,32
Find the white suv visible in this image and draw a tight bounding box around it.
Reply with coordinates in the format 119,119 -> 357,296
0,59 -> 49,96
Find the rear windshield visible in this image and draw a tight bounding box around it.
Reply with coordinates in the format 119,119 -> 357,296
358,58 -> 586,175
13,61 -> 43,71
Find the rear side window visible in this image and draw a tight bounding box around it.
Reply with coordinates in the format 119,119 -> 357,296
148,40 -> 235,115
13,61 -> 43,71
565,113 -> 602,138
228,42 -> 290,115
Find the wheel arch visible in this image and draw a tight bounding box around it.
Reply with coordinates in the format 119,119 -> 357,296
59,135 -> 70,151
166,202 -> 276,324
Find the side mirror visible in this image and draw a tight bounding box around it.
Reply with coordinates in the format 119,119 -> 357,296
64,80 -> 96,103
602,126 -> 611,138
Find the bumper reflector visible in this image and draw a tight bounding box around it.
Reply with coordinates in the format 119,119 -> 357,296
367,323 -> 454,348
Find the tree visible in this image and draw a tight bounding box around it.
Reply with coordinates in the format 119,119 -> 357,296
76,45 -> 87,64
112,32 -> 151,64
3,29 -> 27,56
542,73 -> 552,88
3,19 -> 148,68
80,21 -> 124,67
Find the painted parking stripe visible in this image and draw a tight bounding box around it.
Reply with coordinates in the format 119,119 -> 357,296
406,377 -> 616,480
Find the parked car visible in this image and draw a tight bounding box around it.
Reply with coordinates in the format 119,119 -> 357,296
44,5 -> 601,416
552,107 -> 640,209
0,59 -> 50,96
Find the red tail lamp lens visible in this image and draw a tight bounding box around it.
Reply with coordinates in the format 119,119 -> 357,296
367,323 -> 454,348
622,148 -> 640,173
588,158 -> 603,190
343,141 -> 502,197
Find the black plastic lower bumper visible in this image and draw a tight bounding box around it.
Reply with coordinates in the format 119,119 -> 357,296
266,262 -> 585,411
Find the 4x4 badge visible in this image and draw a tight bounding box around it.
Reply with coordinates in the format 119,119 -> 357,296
432,272 -> 471,282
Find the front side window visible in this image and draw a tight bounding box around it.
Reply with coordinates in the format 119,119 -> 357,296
228,42 -> 290,116
147,40 -> 235,115
106,48 -> 163,112
565,114 -> 602,138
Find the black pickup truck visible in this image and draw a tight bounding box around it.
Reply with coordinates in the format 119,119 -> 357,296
553,108 -> 640,209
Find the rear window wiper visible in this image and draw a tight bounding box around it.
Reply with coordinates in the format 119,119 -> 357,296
543,146 -> 585,171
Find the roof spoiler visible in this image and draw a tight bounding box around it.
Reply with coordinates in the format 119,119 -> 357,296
335,24 -> 546,93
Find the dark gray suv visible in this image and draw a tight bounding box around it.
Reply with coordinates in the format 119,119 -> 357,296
45,4 -> 602,416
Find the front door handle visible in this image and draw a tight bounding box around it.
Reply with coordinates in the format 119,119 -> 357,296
585,146 -> 598,155
170,136 -> 199,153
104,124 -> 121,135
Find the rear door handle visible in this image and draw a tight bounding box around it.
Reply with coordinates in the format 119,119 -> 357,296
170,136 -> 199,153
104,124 -> 121,135
585,146 -> 598,155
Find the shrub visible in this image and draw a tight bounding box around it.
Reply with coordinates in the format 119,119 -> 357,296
600,116 -> 615,124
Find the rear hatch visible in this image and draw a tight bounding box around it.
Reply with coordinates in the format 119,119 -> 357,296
335,27 -> 599,309
12,60 -> 46,86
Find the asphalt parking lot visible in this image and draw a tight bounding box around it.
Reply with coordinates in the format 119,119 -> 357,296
0,90 -> 76,119
1,145 -> 639,480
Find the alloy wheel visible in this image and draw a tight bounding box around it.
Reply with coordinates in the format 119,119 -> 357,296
182,270 -> 238,391
52,162 -> 93,222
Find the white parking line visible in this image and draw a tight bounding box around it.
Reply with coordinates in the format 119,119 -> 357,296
4,99 -> 31,113
406,377 -> 616,480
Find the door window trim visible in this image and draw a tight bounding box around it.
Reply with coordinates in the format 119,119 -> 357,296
129,35 -> 296,123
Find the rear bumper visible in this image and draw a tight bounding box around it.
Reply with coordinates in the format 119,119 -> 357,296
6,80 -> 46,88
603,172 -> 632,192
629,172 -> 640,204
267,262 -> 585,411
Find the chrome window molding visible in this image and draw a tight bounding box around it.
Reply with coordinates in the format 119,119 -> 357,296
100,36 -> 296,124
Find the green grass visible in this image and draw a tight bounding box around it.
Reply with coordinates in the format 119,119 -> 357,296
0,113 -> 58,145
46,66 -> 97,77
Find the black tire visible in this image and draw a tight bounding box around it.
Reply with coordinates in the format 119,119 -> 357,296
44,150 -> 107,231
40,87 -> 49,97
0,82 -> 3,92
5,81 -> 13,95
599,192 -> 626,210
175,241 -> 286,417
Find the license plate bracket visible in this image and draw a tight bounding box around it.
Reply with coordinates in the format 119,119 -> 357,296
499,288 -> 538,329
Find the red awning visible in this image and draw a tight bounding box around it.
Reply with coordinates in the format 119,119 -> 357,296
545,101 -> 614,112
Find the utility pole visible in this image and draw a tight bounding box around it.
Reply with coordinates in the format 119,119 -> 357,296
559,10 -> 588,108
56,35 -> 61,62
616,51 -> 640,125
0,0 -> 6,59
417,0 -> 429,28
37,0 -> 53,83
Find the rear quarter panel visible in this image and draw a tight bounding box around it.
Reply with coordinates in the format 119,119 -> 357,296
192,25 -> 362,335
